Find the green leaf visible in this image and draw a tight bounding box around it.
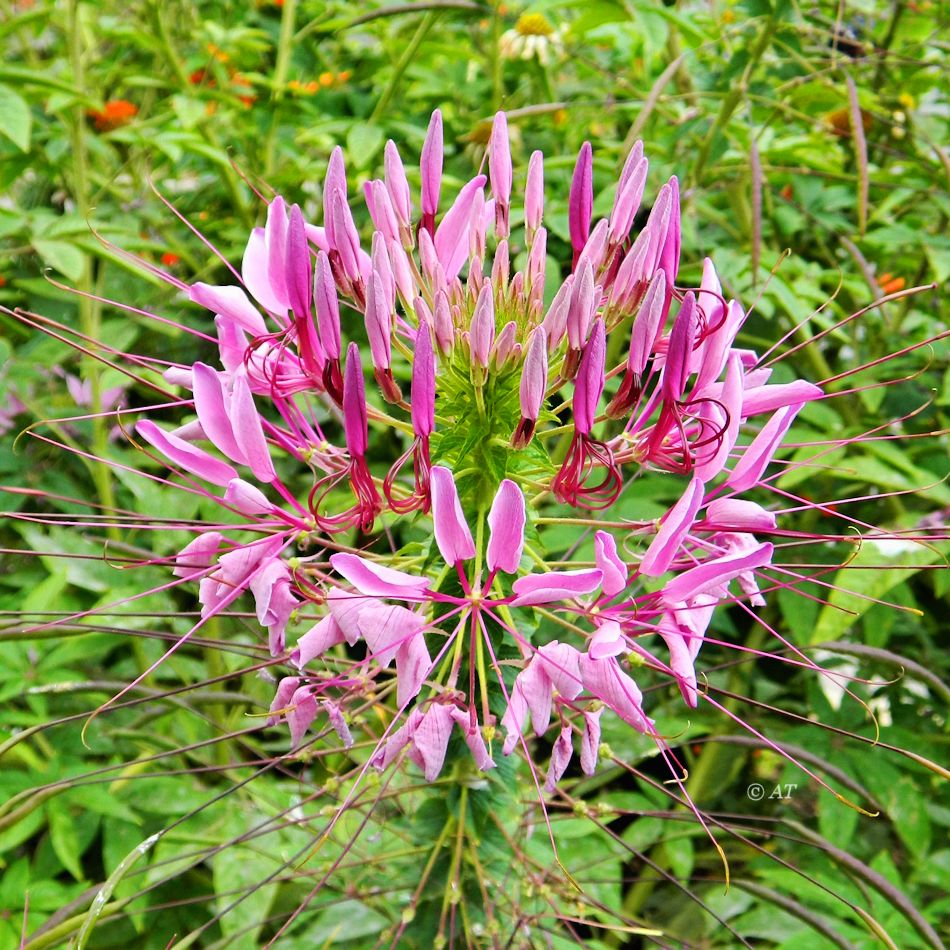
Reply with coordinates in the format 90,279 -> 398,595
346,122 -> 384,169
32,239 -> 86,281
0,84 -> 32,151
47,801 -> 85,881
811,541 -> 942,644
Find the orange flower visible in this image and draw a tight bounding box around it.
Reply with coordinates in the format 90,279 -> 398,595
0,276 -> 7,288
780,184 -> 793,200
207,43 -> 229,63
288,79 -> 319,95
231,73 -> 257,108
87,100 -> 138,131
189,68 -> 216,88
161,252 -> 181,268
878,272 -> 906,294
318,71 -> 335,88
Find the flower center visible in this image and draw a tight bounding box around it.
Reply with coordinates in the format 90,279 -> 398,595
515,12 -> 555,37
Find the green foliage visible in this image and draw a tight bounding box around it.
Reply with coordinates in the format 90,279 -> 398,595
1,0 -> 948,947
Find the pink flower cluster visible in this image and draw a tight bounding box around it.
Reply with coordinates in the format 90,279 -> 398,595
134,111 -> 825,786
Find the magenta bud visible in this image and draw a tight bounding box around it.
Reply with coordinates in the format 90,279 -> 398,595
573,318 -> 606,435
569,141 -> 593,263
420,109 -> 443,229
411,322 -> 436,438
311,252 -> 337,357
567,260 -> 595,352
363,273 -> 392,376
388,237 -> 416,305
491,320 -> 518,368
525,149 -> 544,235
491,239 -> 510,290
575,218 -> 609,276
371,232 -> 396,314
433,290 -> 455,354
489,111 -> 512,236
609,155 -> 648,246
470,283 -> 495,369
383,140 -> 412,228
366,180 -> 400,243
322,147 -> 346,245
328,188 -> 362,286
513,326 -> 547,447
342,342 -> 368,457
541,275 -> 572,352
662,291 -> 697,404
660,176 -> 681,285
527,226 -> 547,294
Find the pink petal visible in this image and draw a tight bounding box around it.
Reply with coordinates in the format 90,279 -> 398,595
704,499 -> 776,532
727,405 -> 802,492
223,478 -> 273,516
579,655 -> 651,733
293,615 -> 346,668
659,628 -> 698,707
594,531 -> 627,597
242,227 -> 287,317
412,703 -> 454,781
395,632 -> 432,707
511,569 -> 604,607
580,707 -> 603,775
450,708 -> 495,773
287,685 -> 318,748
568,141 -> 593,255
588,620 -> 626,660
662,292 -> 697,403
229,373 -> 276,483
190,283 -> 267,336
267,676 -> 300,726
486,479 -> 525,574
434,175 -> 486,280
536,641 -> 583,700
661,542 -> 774,605
173,532 -> 223,579
639,476 -> 705,576
695,352 -> 743,481
326,587 -> 373,645
545,723 -> 574,791
192,362 -> 244,463
136,420 -> 238,487
357,603 -> 424,668
411,323 -> 436,438
430,466 -> 476,564
330,552 -> 430,600
741,381 -> 822,417
573,318 -> 606,435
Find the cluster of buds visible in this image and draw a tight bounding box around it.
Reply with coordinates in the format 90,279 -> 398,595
131,111 -> 830,787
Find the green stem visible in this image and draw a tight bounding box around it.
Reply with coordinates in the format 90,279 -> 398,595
691,15 -> 775,187
264,0 -> 298,179
68,0 -> 119,542
370,12 -> 438,123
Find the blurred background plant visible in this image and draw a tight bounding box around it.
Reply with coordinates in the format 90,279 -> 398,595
1,0 -> 948,947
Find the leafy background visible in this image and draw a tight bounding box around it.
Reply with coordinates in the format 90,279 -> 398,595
1,0 -> 948,947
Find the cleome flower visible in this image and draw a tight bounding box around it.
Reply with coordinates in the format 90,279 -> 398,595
42,109 -> 912,800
